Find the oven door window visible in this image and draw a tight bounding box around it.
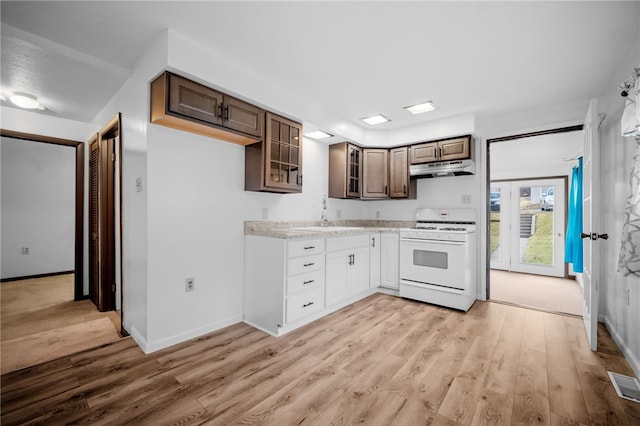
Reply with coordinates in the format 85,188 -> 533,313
413,249 -> 447,269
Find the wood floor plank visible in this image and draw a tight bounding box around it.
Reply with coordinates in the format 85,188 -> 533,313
544,313 -> 590,425
469,388 -> 513,426
512,347 -> 550,426
2,296 -> 638,426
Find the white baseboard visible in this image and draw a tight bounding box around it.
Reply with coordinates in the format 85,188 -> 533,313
143,315 -> 243,354
604,316 -> 640,379
128,326 -> 149,353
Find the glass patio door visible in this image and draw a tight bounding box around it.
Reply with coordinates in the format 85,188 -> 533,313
490,178 -> 566,277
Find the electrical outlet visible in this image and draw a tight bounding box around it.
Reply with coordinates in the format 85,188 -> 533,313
21,247 -> 29,255
261,207 -> 269,220
376,211 -> 381,219
185,277 -> 195,292
136,177 -> 143,192
336,209 -> 342,219
461,194 -> 472,204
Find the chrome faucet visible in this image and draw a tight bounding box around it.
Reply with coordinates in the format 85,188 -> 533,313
320,194 -> 328,226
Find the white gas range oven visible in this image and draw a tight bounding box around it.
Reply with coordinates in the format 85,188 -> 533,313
399,208 -> 477,311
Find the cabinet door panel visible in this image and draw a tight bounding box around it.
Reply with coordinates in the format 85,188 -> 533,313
168,74 -> 224,126
224,96 -> 264,137
389,147 -> 409,198
439,137 -> 470,161
286,285 -> 324,323
381,233 -> 399,289
264,113 -> 303,192
362,149 -> 389,198
326,251 -> 350,306
369,233 -> 381,288
349,247 -> 370,295
410,142 -> 438,164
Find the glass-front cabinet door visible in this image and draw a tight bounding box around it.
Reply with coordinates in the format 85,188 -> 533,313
264,112 -> 303,192
347,144 -> 361,198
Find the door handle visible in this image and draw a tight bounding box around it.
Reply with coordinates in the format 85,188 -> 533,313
581,232 -> 609,240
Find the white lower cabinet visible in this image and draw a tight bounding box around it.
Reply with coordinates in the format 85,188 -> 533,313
369,233 -> 381,288
245,231 -> 392,336
244,235 -> 325,336
380,232 -> 399,290
326,235 -> 370,307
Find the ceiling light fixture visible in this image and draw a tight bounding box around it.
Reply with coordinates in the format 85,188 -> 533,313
10,92 -> 44,110
404,101 -> 438,115
360,114 -> 390,126
304,130 -> 334,140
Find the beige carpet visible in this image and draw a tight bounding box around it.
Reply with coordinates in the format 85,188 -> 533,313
490,270 -> 583,316
1,274 -> 122,374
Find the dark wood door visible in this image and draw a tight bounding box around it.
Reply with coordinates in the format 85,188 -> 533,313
389,147 -> 409,198
89,139 -> 101,308
264,112 -> 303,192
223,95 -> 264,138
89,136 -> 116,312
168,73 -> 224,126
362,149 -> 388,199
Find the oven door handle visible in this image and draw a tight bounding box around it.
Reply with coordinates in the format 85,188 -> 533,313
400,238 -> 465,245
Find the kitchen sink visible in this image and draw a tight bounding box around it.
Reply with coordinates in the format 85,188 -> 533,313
290,226 -> 364,232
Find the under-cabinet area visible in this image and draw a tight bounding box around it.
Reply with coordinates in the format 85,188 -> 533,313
244,225 -> 402,336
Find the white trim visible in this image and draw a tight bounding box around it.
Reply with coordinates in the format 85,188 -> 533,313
605,316 -> 640,379
128,326 -> 149,354
144,315 -> 243,354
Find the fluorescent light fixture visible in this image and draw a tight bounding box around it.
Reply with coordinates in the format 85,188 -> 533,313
304,130 -> 333,140
10,92 -> 43,110
360,114 -> 390,126
404,101 -> 437,115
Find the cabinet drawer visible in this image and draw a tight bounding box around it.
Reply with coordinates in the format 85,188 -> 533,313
286,286 -> 324,324
287,269 -> 324,295
287,254 -> 324,276
326,234 -> 369,252
287,238 -> 324,258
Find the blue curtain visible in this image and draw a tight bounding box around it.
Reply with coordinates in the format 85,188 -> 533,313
565,157 -> 583,272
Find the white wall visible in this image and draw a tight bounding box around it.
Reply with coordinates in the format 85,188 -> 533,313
597,21 -> 640,377
490,131 -> 583,181
1,137 -> 75,278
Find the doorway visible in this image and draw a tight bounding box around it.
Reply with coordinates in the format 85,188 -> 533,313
490,177 -> 566,277
486,126 -> 583,315
89,114 -> 123,326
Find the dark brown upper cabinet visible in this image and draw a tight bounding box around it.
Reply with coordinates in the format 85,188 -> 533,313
329,142 -> 362,199
362,149 -> 389,199
410,135 -> 471,164
245,112 -> 303,193
150,71 -> 264,145
389,147 -> 416,199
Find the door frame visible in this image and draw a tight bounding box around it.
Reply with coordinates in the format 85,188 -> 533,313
0,129 -> 84,300
485,124 -> 583,299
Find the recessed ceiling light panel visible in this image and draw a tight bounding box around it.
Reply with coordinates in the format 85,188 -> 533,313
10,92 -> 44,110
304,130 -> 333,140
360,114 -> 390,126
404,101 -> 437,115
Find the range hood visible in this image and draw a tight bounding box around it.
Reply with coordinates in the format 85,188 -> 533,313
410,158 -> 476,178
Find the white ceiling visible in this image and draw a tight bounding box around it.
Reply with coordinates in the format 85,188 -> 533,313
1,1 -> 639,134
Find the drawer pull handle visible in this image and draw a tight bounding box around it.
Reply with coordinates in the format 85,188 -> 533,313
303,280 -> 315,285
303,302 -> 314,308
303,262 -> 315,267
304,246 -> 315,250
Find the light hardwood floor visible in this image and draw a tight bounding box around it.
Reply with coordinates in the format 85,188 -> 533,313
2,293 -> 639,425
1,274 -> 122,374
